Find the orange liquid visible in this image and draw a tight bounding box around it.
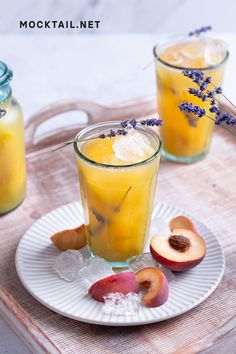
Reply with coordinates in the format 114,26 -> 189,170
76,134 -> 160,262
0,98 -> 26,214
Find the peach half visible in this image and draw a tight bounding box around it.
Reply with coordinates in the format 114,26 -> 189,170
169,215 -> 196,233
88,272 -> 139,302
135,267 -> 169,308
150,229 -> 206,272
51,224 -> 87,251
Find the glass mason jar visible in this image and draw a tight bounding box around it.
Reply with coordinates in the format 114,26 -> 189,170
74,122 -> 162,267
0,61 -> 26,214
153,36 -> 229,163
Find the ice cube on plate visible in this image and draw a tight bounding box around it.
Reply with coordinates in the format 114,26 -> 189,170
129,252 -> 158,272
129,254 -> 176,282
79,256 -> 114,290
113,130 -> 155,163
159,265 -> 176,282
103,292 -> 140,316
53,250 -> 85,281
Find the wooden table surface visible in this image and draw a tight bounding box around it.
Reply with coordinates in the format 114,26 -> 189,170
0,95 -> 236,354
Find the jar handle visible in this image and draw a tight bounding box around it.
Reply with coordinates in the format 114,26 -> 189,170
25,97 -> 157,153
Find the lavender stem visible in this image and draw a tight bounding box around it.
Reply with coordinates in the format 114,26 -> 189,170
53,136 -> 102,152
206,114 -> 236,137
210,83 -> 236,109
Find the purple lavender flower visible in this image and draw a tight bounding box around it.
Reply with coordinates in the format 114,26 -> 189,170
98,118 -> 163,140
140,119 -> 147,125
183,70 -> 223,98
204,76 -> 211,85
207,90 -> 215,98
179,102 -> 206,118
214,112 -> 236,126
178,69 -> 236,134
98,129 -> 127,139
116,129 -> 127,135
98,133 -> 106,139
209,106 -> 221,115
199,82 -> 208,91
183,70 -> 205,85
129,119 -> 137,128
183,70 -> 211,89
188,88 -> 207,101
224,113 -> 236,125
120,120 -> 129,128
199,77 -> 212,91
188,26 -> 212,37
110,129 -> 116,137
143,118 -> 163,126
215,86 -> 223,94
210,99 -> 216,105
183,70 -> 194,79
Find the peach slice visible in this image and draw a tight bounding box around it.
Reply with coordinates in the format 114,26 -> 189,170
135,267 -> 169,308
88,272 -> 139,302
51,224 -> 87,251
169,216 -> 196,233
150,229 -> 206,272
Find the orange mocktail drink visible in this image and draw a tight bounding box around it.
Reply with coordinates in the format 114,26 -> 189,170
154,37 -> 228,163
74,122 -> 162,267
0,61 -> 26,214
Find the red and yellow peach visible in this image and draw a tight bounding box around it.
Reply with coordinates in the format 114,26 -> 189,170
150,228 -> 206,271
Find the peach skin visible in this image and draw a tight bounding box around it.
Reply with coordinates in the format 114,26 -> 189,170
88,272 -> 139,302
135,267 -> 169,307
150,229 -> 206,271
51,224 -> 87,251
169,215 -> 196,233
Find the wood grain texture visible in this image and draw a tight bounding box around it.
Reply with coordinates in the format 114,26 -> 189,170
25,97 -> 157,152
0,287 -> 61,354
0,98 -> 236,354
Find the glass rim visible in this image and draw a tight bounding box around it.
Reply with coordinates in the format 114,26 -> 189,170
73,121 -> 162,169
153,36 -> 229,71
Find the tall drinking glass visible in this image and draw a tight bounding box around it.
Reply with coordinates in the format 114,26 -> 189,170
153,36 -> 228,163
74,121 -> 162,267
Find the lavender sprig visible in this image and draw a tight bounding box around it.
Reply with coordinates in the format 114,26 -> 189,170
180,69 -> 236,134
183,69 -> 235,110
179,102 -> 236,136
188,83 -> 234,117
179,103 -> 206,118
210,108 -> 236,126
53,118 -> 163,151
120,118 -> 163,129
98,118 -> 163,140
140,118 -> 163,126
188,88 -> 207,101
98,129 -> 127,139
188,26 -> 212,37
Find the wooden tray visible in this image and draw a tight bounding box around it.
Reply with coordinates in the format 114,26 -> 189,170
0,98 -> 236,354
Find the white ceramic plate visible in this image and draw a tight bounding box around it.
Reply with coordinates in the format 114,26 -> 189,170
15,202 -> 224,326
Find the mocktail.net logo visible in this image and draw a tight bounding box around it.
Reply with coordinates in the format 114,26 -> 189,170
19,20 -> 101,29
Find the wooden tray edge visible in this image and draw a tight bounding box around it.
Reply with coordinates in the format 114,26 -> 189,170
0,285 -> 61,354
